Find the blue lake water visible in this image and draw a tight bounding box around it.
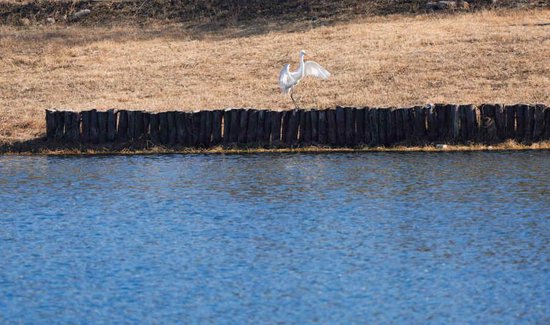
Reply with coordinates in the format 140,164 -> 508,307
0,152 -> 549,324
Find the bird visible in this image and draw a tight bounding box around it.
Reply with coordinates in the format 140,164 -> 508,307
279,50 -> 331,108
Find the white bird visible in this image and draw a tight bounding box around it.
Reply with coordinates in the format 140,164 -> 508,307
279,50 -> 331,108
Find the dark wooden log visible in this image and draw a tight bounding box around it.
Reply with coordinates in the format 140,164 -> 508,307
167,111 -> 177,145
117,110 -> 128,142
62,111 -> 71,141
458,105 -> 468,143
515,104 -> 526,142
363,107 -> 372,146
335,106 -> 346,146
260,110 -> 271,147
345,107 -> 355,147
355,108 -> 365,146
532,104 -> 545,141
426,104 -> 438,142
238,109 -> 249,144
149,113 -> 160,144
134,111 -> 145,141
270,111 -> 282,146
127,110 -> 135,142
378,108 -> 388,146
68,112 -> 80,142
107,109 -> 116,142
318,110 -> 328,145
54,111 -> 64,140
369,108 -> 380,146
449,104 -> 460,143
434,104 -> 447,141
479,104 -> 496,143
394,108 -> 404,143
303,110 -> 312,146
412,106 -> 426,143
256,110 -> 265,147
246,109 -> 258,145
191,111 -> 201,147
183,112 -> 193,146
228,109 -> 240,144
158,112 -> 169,144
285,109 -> 300,147
298,110 -> 307,146
326,109 -> 337,146
310,110 -> 319,145
494,104 -> 506,140
175,112 -> 186,144
545,105 -> 550,140
212,110 -> 223,145
505,105 -> 516,139
524,105 -> 534,142
89,110 -> 99,144
386,108 -> 396,145
97,111 -> 107,143
402,107 -> 413,143
281,110 -> 290,144
223,109 -> 232,145
81,110 -> 90,142
45,109 -> 56,140
142,112 -> 150,141
464,104 -> 478,142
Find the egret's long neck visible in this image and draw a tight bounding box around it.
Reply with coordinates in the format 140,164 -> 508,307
298,53 -> 305,76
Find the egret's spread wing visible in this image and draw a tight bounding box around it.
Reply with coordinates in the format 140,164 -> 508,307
304,61 -> 331,79
279,64 -> 292,93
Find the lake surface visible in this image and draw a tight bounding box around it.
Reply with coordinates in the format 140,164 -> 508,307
1,152 -> 549,324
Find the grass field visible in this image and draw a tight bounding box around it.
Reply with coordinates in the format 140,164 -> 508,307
1,8 -> 549,145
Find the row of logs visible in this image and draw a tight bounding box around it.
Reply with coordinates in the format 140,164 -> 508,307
45,104 -> 550,147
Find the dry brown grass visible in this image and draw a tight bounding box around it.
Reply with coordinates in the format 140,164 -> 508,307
1,9 -> 549,144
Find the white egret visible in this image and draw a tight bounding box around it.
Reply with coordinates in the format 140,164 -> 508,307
279,50 -> 331,108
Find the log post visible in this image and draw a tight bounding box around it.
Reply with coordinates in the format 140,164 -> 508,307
515,104 -> 527,142
45,109 -> 56,140
355,108 -> 365,146
394,108 -> 404,143
149,113 -> 160,144
505,105 -> 516,140
167,111 -> 177,145
89,109 -> 99,144
127,110 -> 135,142
310,109 -> 319,145
412,106 -> 426,144
117,110 -> 128,142
238,109 -> 249,145
426,104 -> 437,142
246,109 -> 258,146
107,109 -> 116,142
271,111 -> 282,147
62,111 -> 71,141
212,110 -> 223,145
524,105 -> 534,142
256,110 -> 265,147
318,110 -> 328,145
54,111 -> 64,140
434,104 -> 447,141
97,111 -> 107,143
402,107 -> 413,143
134,111 -> 145,141
159,112 -> 169,144
261,110 -> 272,147
369,108 -> 380,146
175,112 -> 186,144
345,107 -> 355,147
183,112 -> 193,146
532,104 -> 544,141
191,111 -> 201,147
69,112 -> 80,142
378,108 -> 388,146
335,106 -> 346,146
286,109 -> 300,147
326,109 -> 337,146
386,108 -> 397,145
494,104 -> 506,140
142,112 -> 151,141
223,109 -> 232,145
303,110 -> 312,146
81,111 -> 90,142
544,105 -> 550,140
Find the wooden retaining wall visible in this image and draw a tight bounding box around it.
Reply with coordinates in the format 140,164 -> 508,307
45,104 -> 550,148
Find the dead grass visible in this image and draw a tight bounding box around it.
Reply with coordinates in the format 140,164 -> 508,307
1,9 -> 549,144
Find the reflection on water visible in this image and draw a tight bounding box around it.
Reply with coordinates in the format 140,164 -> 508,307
1,152 -> 549,323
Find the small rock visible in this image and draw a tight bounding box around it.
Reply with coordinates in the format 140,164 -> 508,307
19,18 -> 31,26
436,144 -> 448,149
70,9 -> 91,22
46,17 -> 55,24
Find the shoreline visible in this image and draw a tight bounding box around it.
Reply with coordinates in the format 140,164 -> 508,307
2,140 -> 549,156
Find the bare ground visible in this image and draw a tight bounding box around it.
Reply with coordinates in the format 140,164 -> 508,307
1,9 -> 549,145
